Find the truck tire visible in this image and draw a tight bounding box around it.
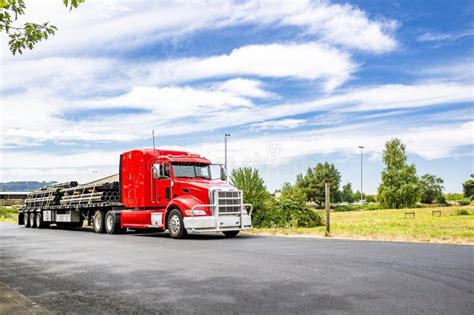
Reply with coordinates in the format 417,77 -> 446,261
93,210 -> 106,233
167,209 -> 187,239
105,211 -> 125,234
24,213 -> 31,228
29,213 -> 37,228
223,230 -> 240,237
35,213 -> 44,229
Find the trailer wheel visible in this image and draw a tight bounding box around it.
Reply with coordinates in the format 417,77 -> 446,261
29,213 -> 37,228
93,210 -> 106,233
223,230 -> 240,238
35,213 -> 44,229
105,211 -> 125,234
24,213 -> 31,228
167,209 -> 187,239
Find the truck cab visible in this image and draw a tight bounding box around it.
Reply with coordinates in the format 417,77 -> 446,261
119,149 -> 252,238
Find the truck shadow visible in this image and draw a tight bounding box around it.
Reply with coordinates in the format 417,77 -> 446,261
48,225 -> 260,240
130,230 -> 260,240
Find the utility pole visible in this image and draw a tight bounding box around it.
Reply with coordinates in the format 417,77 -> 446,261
325,182 -> 330,236
358,145 -> 364,203
224,133 -> 230,182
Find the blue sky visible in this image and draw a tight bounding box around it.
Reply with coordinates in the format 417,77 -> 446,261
0,0 -> 473,193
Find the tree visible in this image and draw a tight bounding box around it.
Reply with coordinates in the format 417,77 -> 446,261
419,174 -> 444,204
1,0 -> 83,55
295,162 -> 341,206
280,182 -> 306,203
230,167 -> 270,226
353,190 -> 367,202
463,174 -> 474,198
341,183 -> 355,203
377,138 -> 420,208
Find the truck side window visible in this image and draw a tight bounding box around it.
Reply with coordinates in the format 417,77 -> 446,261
152,164 -> 160,179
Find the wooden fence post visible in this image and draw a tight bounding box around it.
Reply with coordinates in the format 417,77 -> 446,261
325,182 -> 330,236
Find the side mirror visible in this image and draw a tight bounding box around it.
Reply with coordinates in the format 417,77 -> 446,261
152,163 -> 160,179
210,164 -> 227,181
220,165 -> 227,181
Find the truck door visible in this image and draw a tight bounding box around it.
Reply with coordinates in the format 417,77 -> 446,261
152,162 -> 172,207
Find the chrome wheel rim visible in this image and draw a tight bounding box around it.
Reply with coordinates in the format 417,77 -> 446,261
106,215 -> 113,231
169,214 -> 180,234
36,215 -> 40,227
29,214 -> 35,226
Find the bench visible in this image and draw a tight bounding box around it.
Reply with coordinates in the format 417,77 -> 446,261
432,210 -> 441,217
405,212 -> 415,219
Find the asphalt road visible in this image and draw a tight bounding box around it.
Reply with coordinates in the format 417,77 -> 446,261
0,223 -> 473,314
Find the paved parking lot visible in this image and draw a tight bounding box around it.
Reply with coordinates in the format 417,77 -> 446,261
0,223 -> 472,314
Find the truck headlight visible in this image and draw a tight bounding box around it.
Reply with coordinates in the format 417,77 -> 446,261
185,210 -> 207,216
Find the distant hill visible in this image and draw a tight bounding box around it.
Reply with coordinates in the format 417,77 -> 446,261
0,181 -> 58,192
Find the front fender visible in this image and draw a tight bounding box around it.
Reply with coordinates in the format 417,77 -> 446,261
167,195 -> 209,216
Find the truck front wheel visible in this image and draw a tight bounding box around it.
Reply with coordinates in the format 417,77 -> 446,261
167,209 -> 187,239
105,211 -> 125,234
93,210 -> 106,233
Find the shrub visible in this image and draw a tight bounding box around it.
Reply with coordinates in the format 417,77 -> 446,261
436,195 -> 447,204
458,199 -> 471,206
456,209 -> 471,216
256,196 -> 323,228
364,202 -> 382,210
445,193 -> 464,201
365,195 -> 377,203
333,204 -> 357,212
0,207 -> 18,220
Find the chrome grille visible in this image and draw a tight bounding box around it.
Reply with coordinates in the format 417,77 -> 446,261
216,190 -> 241,215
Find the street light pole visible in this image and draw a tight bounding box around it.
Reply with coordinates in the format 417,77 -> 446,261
358,146 -> 364,203
225,133 -> 230,182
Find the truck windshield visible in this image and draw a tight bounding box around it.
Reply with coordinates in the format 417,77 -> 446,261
171,163 -> 211,179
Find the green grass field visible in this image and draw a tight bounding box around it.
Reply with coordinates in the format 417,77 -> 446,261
248,206 -> 474,244
0,207 -> 19,223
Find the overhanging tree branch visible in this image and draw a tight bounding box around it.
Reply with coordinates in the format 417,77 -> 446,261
0,0 -> 84,55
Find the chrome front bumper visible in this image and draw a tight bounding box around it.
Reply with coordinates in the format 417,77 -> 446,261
183,203 -> 253,233
183,214 -> 252,233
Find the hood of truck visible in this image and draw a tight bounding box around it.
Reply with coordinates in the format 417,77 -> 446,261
174,178 -> 235,191
173,178 -> 236,205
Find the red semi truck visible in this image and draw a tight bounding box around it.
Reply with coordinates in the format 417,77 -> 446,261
18,149 -> 253,239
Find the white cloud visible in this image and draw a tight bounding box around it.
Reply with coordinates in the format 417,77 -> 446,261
0,85 -> 254,147
281,1 -> 397,53
144,43 -> 356,92
416,59 -> 474,82
213,78 -> 275,98
191,121 -> 474,164
2,80 -> 472,148
250,119 -> 307,130
1,42 -> 356,95
2,0 -> 397,58
335,83 -> 474,111
417,30 -> 474,42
